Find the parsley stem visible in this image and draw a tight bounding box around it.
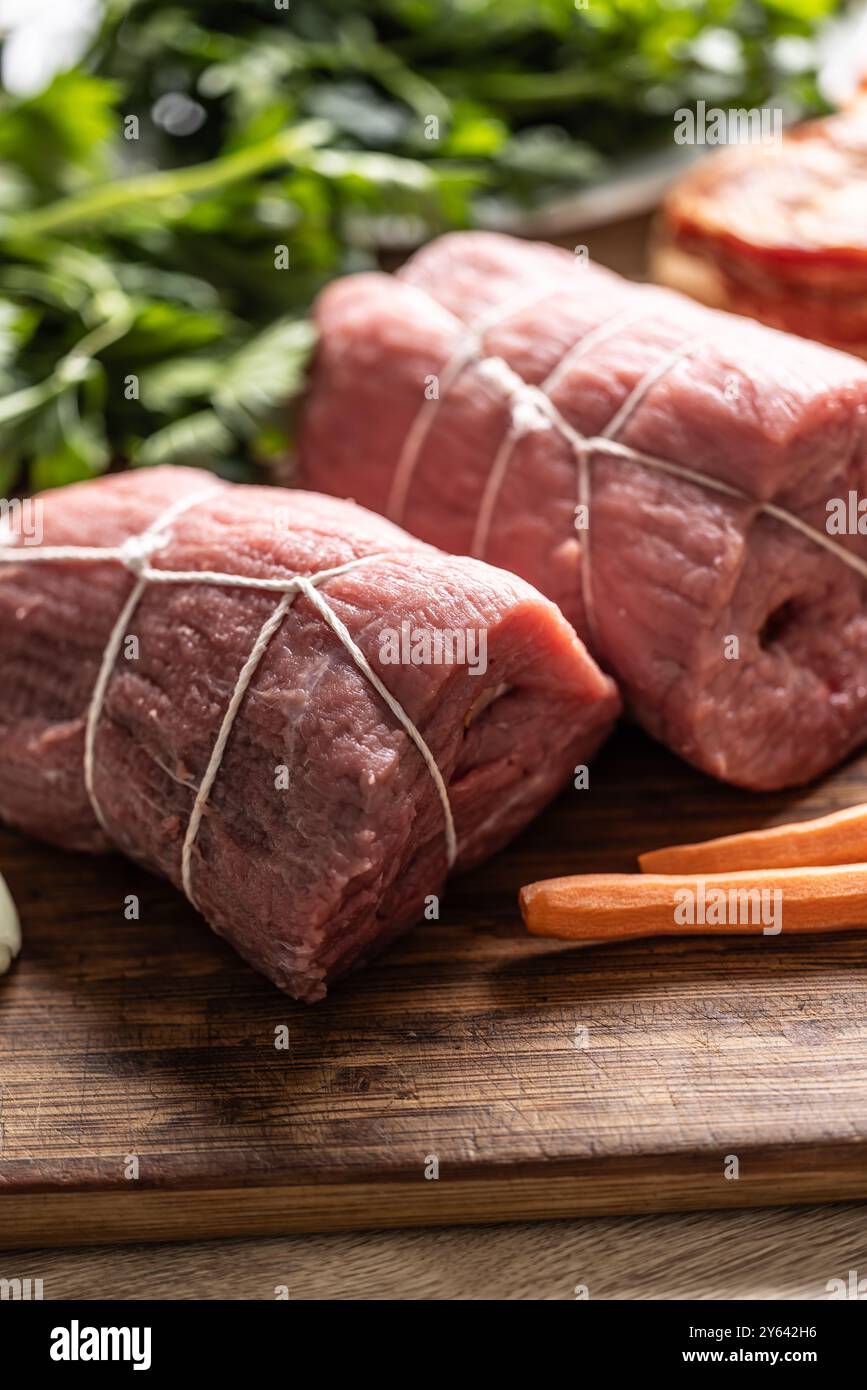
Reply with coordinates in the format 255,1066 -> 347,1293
11,121 -> 333,239
0,296 -> 134,427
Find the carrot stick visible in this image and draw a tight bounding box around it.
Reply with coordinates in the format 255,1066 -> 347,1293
639,803 -> 867,875
520,865 -> 867,943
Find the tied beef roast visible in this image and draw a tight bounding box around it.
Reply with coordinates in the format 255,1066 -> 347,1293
0,466 -> 618,1001
300,231 -> 867,791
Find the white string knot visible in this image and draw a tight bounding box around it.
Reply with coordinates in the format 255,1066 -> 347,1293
511,395 -> 552,437
118,530 -> 169,577
478,357 -> 551,437
396,289 -> 867,634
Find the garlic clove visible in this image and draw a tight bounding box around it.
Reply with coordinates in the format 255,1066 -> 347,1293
0,870 -> 21,976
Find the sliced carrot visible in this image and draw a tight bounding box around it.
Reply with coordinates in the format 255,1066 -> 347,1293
639,803 -> 867,875
520,865 -> 867,943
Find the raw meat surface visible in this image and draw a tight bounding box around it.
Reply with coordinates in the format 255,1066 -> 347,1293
301,231 -> 867,790
0,466 -> 618,1000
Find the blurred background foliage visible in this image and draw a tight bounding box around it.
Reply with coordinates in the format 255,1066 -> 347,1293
0,0 -> 845,490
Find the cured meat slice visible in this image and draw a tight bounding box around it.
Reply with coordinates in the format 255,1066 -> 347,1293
0,467 -> 618,1001
653,93 -> 867,355
300,230 -> 867,790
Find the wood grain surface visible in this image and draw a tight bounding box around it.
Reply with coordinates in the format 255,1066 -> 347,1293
2,724 -> 867,1248
8,1203 -> 867,1299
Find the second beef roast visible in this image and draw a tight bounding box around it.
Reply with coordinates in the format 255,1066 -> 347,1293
0,467 -> 618,1000
301,232 -> 867,790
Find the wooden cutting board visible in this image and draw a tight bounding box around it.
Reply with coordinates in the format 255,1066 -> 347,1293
2,725 -> 867,1249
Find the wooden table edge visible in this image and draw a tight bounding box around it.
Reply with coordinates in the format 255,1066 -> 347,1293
3,1143 -> 867,1248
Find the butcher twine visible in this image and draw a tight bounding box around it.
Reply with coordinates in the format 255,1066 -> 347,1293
387,282 -> 867,647
0,489 -> 458,903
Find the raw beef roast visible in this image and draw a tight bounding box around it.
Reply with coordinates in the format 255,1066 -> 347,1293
300,231 -> 867,790
0,467 -> 618,1001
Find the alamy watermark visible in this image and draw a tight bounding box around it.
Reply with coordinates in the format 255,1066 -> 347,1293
674,101 -> 782,147
826,492 -> 867,536
50,1322 -> 152,1371
379,622 -> 487,676
0,497 -> 43,546
0,1275 -> 43,1300
826,1269 -> 867,1299
673,881 -> 782,935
